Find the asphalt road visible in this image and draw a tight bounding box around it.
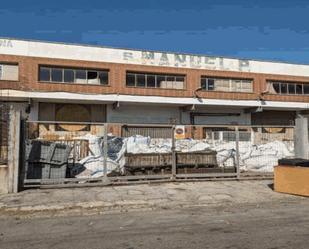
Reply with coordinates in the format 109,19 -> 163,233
0,198 -> 308,249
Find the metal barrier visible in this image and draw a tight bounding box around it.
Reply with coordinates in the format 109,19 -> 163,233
21,121 -> 295,188
0,103 -> 9,165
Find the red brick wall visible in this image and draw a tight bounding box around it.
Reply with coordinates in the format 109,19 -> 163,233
1,54 -> 309,103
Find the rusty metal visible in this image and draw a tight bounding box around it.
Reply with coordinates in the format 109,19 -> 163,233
0,103 -> 9,165
124,150 -> 218,175
122,125 -> 173,138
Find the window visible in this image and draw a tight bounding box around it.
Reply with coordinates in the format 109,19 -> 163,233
281,83 -> 287,94
288,84 -> 295,94
39,66 -> 109,85
201,77 -> 253,93
136,74 -> 146,87
304,84 -> 309,94
64,69 -> 74,83
87,71 -> 98,84
39,67 -> 50,82
268,81 -> 309,95
126,72 -> 185,89
75,70 -> 87,84
296,84 -> 303,94
0,63 -> 19,81
51,68 -> 63,82
147,75 -> 156,87
99,71 -> 108,85
126,73 -> 135,87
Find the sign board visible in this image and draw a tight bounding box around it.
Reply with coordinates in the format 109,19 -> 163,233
174,125 -> 185,140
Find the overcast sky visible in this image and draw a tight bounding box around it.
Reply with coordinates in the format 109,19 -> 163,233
1,0 -> 309,63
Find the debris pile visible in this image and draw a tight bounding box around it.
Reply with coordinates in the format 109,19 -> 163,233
72,134 -> 294,178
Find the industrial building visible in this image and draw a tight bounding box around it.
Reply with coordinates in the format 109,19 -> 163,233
1,38 -> 309,193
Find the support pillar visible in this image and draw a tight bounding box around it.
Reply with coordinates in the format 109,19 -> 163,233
7,105 -> 21,193
294,113 -> 309,159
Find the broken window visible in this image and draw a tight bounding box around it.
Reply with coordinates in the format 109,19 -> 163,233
39,66 -> 109,85
157,75 -> 166,88
268,81 -> 309,95
75,70 -> 87,84
87,71 -> 98,84
272,82 -> 280,93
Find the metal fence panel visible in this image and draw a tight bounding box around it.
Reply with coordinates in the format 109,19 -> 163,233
21,122 -> 295,188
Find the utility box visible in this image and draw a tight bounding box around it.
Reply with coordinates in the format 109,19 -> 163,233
274,159 -> 309,197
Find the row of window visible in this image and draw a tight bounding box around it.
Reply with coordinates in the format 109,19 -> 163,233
38,67 -> 254,92
126,72 -> 185,89
268,81 -> 309,95
3,64 -> 309,96
39,67 -> 109,85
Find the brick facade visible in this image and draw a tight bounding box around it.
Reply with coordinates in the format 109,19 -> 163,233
1,54 -> 309,103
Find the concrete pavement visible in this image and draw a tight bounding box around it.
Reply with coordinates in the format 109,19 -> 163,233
0,180 -> 306,217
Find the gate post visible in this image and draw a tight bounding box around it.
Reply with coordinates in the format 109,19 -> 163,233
171,125 -> 176,180
235,126 -> 240,180
102,123 -> 111,185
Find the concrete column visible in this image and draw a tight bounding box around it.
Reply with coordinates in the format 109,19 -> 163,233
294,113 -> 309,159
7,105 -> 21,193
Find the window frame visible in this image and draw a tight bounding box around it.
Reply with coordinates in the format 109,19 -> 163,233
200,76 -> 253,93
38,65 -> 109,86
268,80 -> 309,96
126,71 -> 186,90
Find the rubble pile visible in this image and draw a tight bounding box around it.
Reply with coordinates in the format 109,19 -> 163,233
72,134 -> 294,178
